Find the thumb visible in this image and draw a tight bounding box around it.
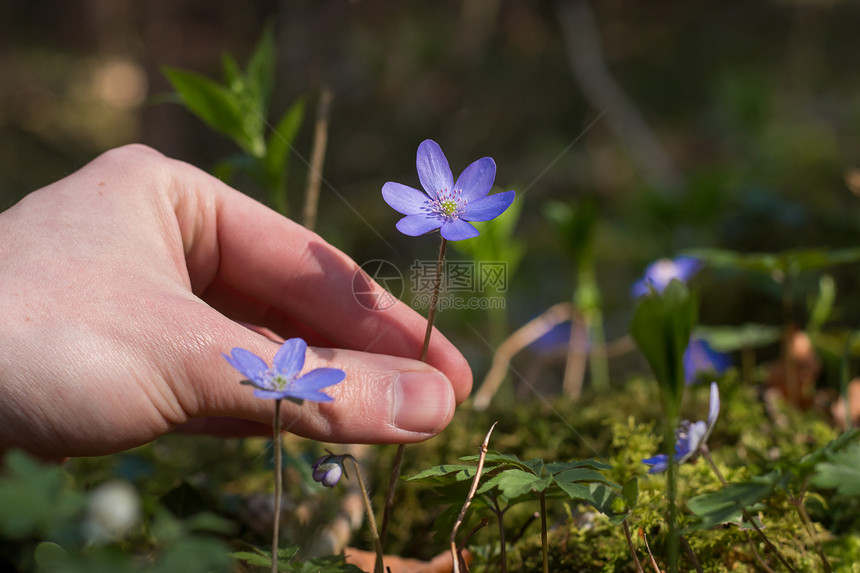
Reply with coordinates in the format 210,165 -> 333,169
173,312 -> 457,444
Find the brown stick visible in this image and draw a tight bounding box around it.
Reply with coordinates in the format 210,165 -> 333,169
302,87 -> 333,231
450,422 -> 497,573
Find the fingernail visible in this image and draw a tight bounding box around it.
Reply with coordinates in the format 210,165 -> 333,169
392,371 -> 453,434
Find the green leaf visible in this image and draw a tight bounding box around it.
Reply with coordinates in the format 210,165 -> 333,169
688,247 -> 860,277
587,483 -> 628,525
629,280 -> 698,410
406,463 -> 478,482
452,197 -> 525,281
798,428 -> 859,472
264,98 -> 306,191
162,67 -> 255,154
478,469 -> 552,499
246,22 -> 277,115
811,440 -> 860,495
686,480 -> 775,530
808,274 -> 836,332
0,450 -> 84,540
221,53 -> 243,93
461,451 -> 541,474
546,459 -> 613,474
694,323 -> 781,352
622,477 -> 639,509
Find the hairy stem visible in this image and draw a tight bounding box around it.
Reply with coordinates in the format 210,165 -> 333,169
381,237 -> 447,546
539,492 -> 549,573
302,87 -> 333,231
420,238 -> 448,361
492,495 -> 508,573
347,455 -> 385,573
271,399 -> 282,573
622,518 -> 644,573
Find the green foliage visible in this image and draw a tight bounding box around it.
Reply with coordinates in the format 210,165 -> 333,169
231,546 -> 363,572
689,247 -> 860,279
0,450 -> 84,543
811,437 -> 860,496
629,280 -> 698,414
685,473 -> 785,531
162,23 -> 305,214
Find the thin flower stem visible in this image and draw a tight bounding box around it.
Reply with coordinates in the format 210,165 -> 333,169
790,478 -> 832,573
420,237 -> 448,361
451,422 -> 497,573
679,535 -> 703,573
491,495 -> 508,573
271,399 -> 282,573
302,86 -> 333,231
539,492 -> 549,573
379,443 -> 404,546
381,236 -> 448,547
701,446 -> 796,573
346,455 -> 385,573
622,518 -> 644,573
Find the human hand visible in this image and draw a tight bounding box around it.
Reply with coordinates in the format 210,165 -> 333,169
0,144 -> 472,458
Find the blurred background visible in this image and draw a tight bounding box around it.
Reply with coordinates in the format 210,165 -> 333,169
3,0 -> 860,384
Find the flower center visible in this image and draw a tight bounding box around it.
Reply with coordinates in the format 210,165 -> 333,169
426,188 -> 466,220
267,370 -> 292,390
440,198 -> 458,216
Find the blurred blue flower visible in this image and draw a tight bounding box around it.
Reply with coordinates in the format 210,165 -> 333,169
684,337 -> 731,385
642,381 -> 720,473
224,338 -> 345,402
631,256 -> 701,298
382,139 -> 516,241
312,454 -> 346,488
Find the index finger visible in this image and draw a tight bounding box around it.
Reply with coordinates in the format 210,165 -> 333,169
170,158 -> 473,402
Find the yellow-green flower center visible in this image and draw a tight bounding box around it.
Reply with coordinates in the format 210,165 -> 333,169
440,199 -> 459,216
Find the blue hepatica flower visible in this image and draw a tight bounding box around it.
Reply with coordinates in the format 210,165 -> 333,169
631,255 -> 702,298
382,139 -> 516,241
642,381 -> 720,474
684,337 -> 731,385
224,338 -> 345,402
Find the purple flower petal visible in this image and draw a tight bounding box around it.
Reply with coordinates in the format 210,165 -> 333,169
285,388 -> 336,402
706,381 -> 720,432
684,338 -> 731,385
674,256 -> 702,282
454,157 -> 495,202
440,218 -> 480,241
462,190 -> 515,222
382,182 -> 430,215
274,338 -> 306,377
416,140 -> 454,197
253,389 -> 292,400
224,348 -> 268,383
294,368 -> 346,392
396,213 -> 444,236
642,454 -> 669,474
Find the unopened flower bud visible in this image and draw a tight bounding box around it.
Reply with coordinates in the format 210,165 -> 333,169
312,454 -> 345,488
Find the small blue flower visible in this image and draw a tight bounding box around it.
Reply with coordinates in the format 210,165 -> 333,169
631,256 -> 701,298
642,381 -> 720,473
382,139 -> 516,241
312,454 -> 346,488
224,338 -> 345,402
684,337 -> 731,385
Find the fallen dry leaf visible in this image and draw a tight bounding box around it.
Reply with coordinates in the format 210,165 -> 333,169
344,547 -> 472,573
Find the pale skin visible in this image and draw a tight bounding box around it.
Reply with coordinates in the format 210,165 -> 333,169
0,144 -> 472,459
